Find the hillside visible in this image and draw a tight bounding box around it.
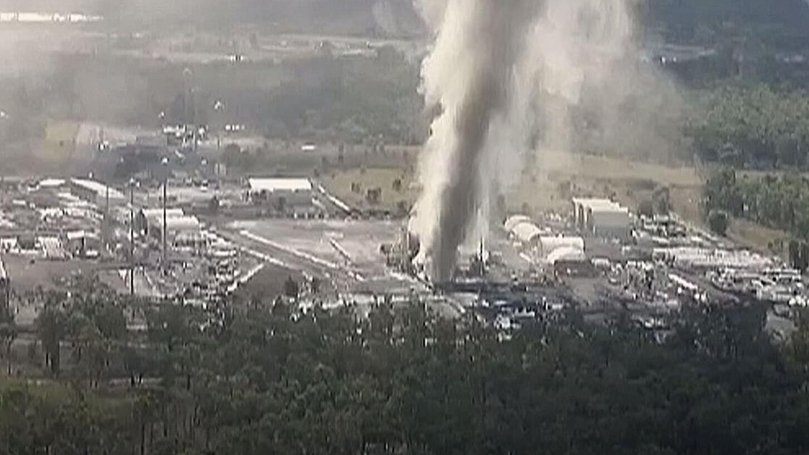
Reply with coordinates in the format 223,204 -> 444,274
2,1 -> 808,44
646,0 -> 809,46
0,0 -> 425,37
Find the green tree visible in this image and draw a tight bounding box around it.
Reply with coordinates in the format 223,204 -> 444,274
35,300 -> 68,376
0,322 -> 16,375
283,276 -> 299,299
708,209 -> 730,236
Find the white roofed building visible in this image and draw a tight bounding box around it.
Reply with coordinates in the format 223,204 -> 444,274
572,197 -> 631,240
38,178 -> 65,189
511,222 -> 544,246
70,179 -> 126,207
504,214 -> 532,232
247,177 -> 316,215
546,246 -> 587,265
138,208 -> 185,233
147,214 -> 204,250
141,208 -> 185,219
248,177 -> 312,193
538,236 -> 585,257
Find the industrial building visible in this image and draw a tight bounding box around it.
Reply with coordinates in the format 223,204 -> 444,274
538,236 -> 586,259
572,198 -> 631,240
510,222 -> 544,246
70,178 -> 126,207
247,177 -> 316,215
37,178 -> 66,190
137,208 -> 185,234
145,212 -> 203,247
64,231 -> 101,258
504,214 -> 532,232
654,247 -> 773,270
504,216 -> 586,263
549,247 -> 593,277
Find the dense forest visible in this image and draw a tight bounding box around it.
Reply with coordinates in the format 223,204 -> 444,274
703,169 -> 807,235
688,86 -> 809,168
646,0 -> 809,46
702,169 -> 809,267
4,281 -> 809,453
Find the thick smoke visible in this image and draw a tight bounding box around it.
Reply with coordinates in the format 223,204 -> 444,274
410,0 -> 540,282
411,0 -> 670,281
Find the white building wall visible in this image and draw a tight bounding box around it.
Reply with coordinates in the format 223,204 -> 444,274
590,210 -> 631,240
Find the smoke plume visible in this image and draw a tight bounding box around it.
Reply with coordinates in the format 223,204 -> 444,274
411,0 -> 670,281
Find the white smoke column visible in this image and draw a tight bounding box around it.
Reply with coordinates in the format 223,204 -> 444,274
410,0 -> 539,282
412,0 -> 647,282
526,0 -> 639,167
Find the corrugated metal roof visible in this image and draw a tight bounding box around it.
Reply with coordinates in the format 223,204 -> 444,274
538,236 -> 585,253
142,208 -> 184,220
589,205 -> 630,214
71,178 -> 125,200
573,197 -> 618,206
573,197 -> 629,214
38,178 -> 65,188
248,178 -> 312,192
163,216 -> 201,232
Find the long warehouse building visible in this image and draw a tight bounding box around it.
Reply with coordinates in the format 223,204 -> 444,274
572,197 -> 631,240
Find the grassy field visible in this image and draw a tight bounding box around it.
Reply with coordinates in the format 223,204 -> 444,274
318,148 -> 792,256
537,150 -> 702,187
728,218 -> 789,257
321,150 -> 705,217
321,167 -> 417,214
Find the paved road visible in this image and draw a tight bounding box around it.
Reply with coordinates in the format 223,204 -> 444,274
220,218 -> 425,295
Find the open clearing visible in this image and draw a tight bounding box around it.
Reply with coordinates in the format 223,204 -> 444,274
227,218 -> 420,295
322,150 -> 706,223
321,167 -> 417,214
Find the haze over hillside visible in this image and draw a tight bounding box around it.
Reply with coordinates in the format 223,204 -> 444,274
0,0 -> 425,36
645,0 -> 809,46
0,0 -> 808,42
5,0 -> 809,453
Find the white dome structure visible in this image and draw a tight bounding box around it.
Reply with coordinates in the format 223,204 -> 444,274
504,214 -> 532,232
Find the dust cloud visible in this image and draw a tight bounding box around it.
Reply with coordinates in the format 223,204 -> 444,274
410,0 -> 680,281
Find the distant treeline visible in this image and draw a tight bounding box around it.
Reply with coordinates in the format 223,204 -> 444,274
4,281 -> 809,453
1,47 -> 423,149
91,0 -> 424,36
704,168 -> 809,241
646,0 -> 809,47
687,86 -> 809,169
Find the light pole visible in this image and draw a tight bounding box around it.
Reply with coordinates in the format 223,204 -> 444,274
182,67 -> 192,125
129,178 -> 137,296
104,183 -> 110,250
161,157 -> 169,275
213,99 -> 224,151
